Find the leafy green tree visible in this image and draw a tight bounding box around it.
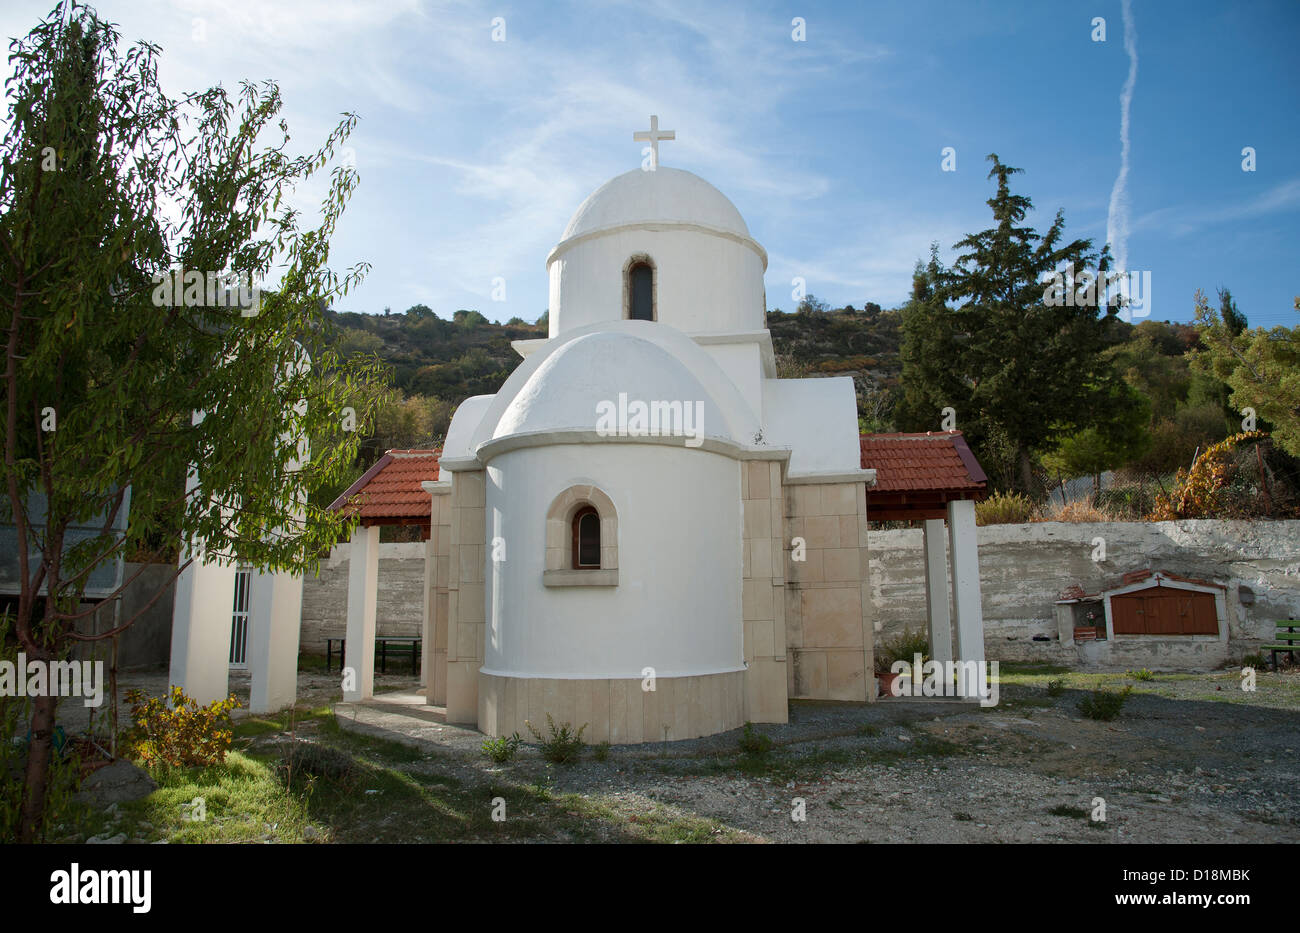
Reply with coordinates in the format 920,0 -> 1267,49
1191,289 -> 1300,457
1218,287 -> 1247,337
897,155 -> 1124,493
453,308 -> 488,327
796,293 -> 830,315
0,4 -> 385,840
1044,381 -> 1152,491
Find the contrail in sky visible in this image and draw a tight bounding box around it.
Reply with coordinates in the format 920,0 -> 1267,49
1106,0 -> 1138,272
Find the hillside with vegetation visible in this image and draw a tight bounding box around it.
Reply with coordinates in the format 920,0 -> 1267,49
325,158 -> 1298,523
324,290 -> 1297,523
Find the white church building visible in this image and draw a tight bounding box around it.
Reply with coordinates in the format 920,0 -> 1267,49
172,121 -> 991,743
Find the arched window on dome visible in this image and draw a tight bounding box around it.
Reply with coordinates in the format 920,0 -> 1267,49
571,506 -> 600,568
623,255 -> 656,321
544,486 -> 619,587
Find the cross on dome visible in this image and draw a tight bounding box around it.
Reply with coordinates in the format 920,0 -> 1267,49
633,114 -> 675,169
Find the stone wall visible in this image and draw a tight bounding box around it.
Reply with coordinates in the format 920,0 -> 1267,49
783,480 -> 873,700
869,519 -> 1300,667
299,519 -> 1300,673
742,458 -> 790,721
299,540 -> 429,654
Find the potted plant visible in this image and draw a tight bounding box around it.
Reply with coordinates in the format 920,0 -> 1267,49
874,628 -> 930,698
873,650 -> 901,697
1074,605 -> 1102,641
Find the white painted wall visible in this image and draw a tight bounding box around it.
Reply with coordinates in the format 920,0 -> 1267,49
169,553 -> 236,705
762,376 -> 862,475
703,342 -> 763,423
549,229 -> 766,336
460,322 -> 763,452
482,443 -> 743,679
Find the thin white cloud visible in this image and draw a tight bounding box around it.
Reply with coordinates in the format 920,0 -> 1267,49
1105,0 -> 1138,271
1134,177 -> 1300,237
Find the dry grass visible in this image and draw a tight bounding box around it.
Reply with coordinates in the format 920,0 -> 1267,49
1034,500 -> 1118,523
974,491 -> 1038,525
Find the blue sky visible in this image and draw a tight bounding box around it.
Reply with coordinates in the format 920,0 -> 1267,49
4,0 -> 1297,327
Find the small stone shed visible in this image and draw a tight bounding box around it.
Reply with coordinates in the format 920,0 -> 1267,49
1055,569 -> 1230,669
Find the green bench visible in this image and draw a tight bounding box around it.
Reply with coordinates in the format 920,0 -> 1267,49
1262,620 -> 1300,670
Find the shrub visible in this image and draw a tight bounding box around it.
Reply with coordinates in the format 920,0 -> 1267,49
1077,686 -> 1132,721
1045,678 -> 1065,697
481,733 -> 522,764
975,491 -> 1037,526
1148,431 -> 1279,520
1036,500 -> 1115,523
874,628 -> 930,673
738,722 -> 773,756
1128,668 -> 1155,682
122,686 -> 240,769
525,714 -> 586,764
592,741 -> 611,762
1241,653 -> 1268,671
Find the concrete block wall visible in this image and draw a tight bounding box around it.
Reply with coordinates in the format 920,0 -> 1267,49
298,518 -> 1300,675
299,540 -> 428,654
869,519 -> 1300,666
75,562 -> 179,669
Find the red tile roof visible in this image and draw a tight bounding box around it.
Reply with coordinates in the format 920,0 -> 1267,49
329,449 -> 440,524
859,431 -> 987,494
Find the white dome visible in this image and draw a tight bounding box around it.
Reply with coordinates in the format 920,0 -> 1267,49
560,167 -> 751,242
493,329 -> 733,443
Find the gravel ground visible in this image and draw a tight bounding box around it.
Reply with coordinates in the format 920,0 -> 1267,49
52,665 -> 1300,843
531,679 -> 1299,843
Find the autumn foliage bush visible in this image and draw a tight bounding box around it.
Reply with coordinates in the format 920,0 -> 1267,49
122,686 -> 240,769
1146,431 -> 1300,520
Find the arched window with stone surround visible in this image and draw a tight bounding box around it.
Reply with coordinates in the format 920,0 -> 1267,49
624,255 -> 656,321
544,485 -> 619,587
572,505 -> 600,568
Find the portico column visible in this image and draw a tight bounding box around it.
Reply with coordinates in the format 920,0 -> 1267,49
247,570 -> 303,713
947,498 -> 987,699
169,550 -> 236,706
922,518 -> 953,666
343,524 -> 380,702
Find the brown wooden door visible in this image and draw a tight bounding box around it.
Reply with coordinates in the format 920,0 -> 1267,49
1112,592 -> 1145,634
1183,590 -> 1219,634
1111,586 -> 1218,636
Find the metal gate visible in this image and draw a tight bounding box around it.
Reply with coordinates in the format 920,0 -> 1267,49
229,567 -> 251,667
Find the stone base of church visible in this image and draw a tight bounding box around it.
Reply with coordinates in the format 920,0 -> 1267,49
477,670 -> 747,744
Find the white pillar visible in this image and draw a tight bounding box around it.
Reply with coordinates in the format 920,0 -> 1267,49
169,553 -> 236,706
343,524 -> 379,702
419,535 -> 433,688
922,518 -> 953,666
947,498 -> 986,699
247,570 -> 303,713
